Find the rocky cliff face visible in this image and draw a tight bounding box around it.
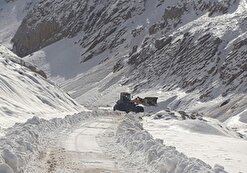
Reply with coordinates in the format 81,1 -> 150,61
11,0 -> 145,57
12,0 -> 238,57
123,0 -> 246,99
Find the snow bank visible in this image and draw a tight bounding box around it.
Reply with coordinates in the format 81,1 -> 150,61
116,114 -> 227,173
0,111 -> 104,173
143,115 -> 247,173
148,110 -> 237,137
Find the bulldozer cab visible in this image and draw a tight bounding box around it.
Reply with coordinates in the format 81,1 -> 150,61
120,92 -> 131,101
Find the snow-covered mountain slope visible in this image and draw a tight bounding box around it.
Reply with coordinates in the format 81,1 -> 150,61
10,0 -> 247,136
12,0 -> 145,57
24,35 -> 101,81
0,45 -> 84,131
0,0 -> 38,48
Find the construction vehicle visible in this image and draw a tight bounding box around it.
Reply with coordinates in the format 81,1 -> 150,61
113,92 -> 144,113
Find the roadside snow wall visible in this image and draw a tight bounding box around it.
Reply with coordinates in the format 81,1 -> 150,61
116,114 -> 227,173
0,111 -> 105,173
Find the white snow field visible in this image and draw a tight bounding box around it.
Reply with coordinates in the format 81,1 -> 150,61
142,111 -> 247,173
0,45 -> 84,130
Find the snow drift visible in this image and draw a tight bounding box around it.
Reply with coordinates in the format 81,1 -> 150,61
116,114 -> 227,173
143,111 -> 247,173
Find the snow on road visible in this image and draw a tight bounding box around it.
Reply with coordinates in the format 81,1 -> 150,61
35,115 -> 126,173
1,110 -> 233,173
62,118 -> 121,173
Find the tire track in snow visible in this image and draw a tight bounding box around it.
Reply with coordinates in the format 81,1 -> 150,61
46,117 -> 123,173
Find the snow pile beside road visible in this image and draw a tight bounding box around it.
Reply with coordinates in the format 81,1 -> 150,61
0,111 -> 102,173
116,114 -> 227,173
143,114 -> 247,173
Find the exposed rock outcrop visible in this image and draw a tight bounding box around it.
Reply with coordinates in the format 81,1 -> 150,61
12,0 -> 145,57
